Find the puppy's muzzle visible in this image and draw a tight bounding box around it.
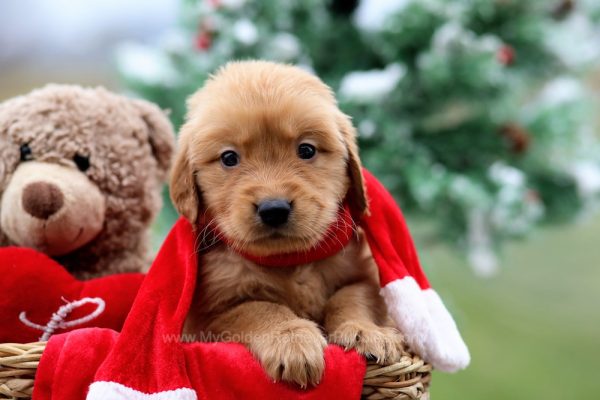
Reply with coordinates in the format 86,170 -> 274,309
257,199 -> 292,228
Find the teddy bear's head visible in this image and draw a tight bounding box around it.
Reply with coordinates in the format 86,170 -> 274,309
0,85 -> 175,278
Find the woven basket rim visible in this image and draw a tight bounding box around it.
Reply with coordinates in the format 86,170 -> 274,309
0,341 -> 431,399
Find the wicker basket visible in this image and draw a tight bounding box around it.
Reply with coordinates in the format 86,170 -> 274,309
0,342 -> 431,400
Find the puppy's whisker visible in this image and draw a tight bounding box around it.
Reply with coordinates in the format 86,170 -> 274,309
195,216 -> 227,254
320,211 -> 355,252
297,222 -> 330,254
191,211 -> 213,256
198,219 -> 214,247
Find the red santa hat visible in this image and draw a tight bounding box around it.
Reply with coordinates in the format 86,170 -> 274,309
360,169 -> 469,372
34,168 -> 468,399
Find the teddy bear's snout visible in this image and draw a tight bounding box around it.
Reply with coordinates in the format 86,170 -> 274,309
21,182 -> 64,220
1,161 -> 107,256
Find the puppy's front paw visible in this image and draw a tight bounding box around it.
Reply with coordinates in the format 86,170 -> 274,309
329,321 -> 404,364
251,319 -> 326,388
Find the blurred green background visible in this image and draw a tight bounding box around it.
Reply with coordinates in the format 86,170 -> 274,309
424,216 -> 600,398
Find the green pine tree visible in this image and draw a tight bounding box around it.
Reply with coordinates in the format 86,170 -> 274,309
116,0 -> 600,275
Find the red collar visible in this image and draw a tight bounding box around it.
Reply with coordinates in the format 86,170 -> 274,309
200,204 -> 356,267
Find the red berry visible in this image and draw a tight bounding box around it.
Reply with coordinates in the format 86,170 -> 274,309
195,32 -> 212,50
497,45 -> 515,66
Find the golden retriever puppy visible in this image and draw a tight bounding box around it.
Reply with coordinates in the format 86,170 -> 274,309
172,60 -> 404,387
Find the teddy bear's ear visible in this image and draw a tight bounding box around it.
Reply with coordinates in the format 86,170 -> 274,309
0,97 -> 12,131
132,99 -> 176,181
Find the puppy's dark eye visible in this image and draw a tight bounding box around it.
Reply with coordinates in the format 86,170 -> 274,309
220,150 -> 239,167
297,143 -> 316,160
73,153 -> 90,172
20,143 -> 33,162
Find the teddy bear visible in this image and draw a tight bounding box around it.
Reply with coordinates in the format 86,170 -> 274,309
0,84 -> 175,279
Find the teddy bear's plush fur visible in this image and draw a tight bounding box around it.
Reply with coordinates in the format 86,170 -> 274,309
0,85 -> 175,279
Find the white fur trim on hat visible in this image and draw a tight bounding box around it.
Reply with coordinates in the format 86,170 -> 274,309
87,382 -> 197,400
381,277 -> 470,372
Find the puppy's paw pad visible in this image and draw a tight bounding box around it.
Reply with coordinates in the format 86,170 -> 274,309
329,321 -> 404,364
254,320 -> 326,387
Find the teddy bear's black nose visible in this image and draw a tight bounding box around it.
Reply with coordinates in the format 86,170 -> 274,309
257,199 -> 291,228
22,182 -> 64,220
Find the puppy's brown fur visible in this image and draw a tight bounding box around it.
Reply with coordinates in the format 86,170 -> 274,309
172,61 -> 403,387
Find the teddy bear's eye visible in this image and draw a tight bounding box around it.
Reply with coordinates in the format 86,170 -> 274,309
73,153 -> 91,172
20,144 -> 33,162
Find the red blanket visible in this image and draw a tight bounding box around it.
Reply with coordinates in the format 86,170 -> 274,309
33,169 -> 468,400
35,328 -> 366,400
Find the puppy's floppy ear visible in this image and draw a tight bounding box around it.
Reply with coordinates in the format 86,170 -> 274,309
336,111 -> 368,219
169,136 -> 202,225
132,99 -> 176,181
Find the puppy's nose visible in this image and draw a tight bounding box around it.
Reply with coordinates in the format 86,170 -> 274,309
257,199 -> 292,228
21,181 -> 64,220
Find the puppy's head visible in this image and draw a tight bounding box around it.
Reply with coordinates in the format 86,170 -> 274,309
171,61 -> 367,256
